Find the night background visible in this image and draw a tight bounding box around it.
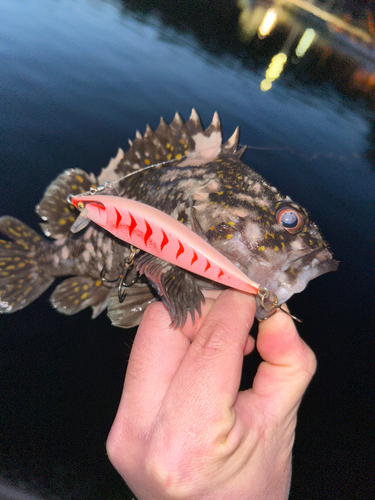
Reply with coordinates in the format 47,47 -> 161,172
0,1 -> 374,499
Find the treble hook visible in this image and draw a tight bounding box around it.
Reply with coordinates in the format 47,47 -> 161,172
257,286 -> 302,323
100,246 -> 140,303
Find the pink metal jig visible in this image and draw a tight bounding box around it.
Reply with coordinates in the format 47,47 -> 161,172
71,194 -> 260,296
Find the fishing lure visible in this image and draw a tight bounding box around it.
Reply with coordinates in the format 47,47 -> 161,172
70,193 -> 298,321
71,194 -> 260,295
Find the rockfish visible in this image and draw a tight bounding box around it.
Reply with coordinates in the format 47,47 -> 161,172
0,110 -> 338,328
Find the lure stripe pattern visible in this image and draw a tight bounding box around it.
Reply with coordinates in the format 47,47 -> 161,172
161,230 -> 169,251
114,208 -> 122,228
71,194 -> 261,296
144,220 -> 153,246
128,212 -> 137,236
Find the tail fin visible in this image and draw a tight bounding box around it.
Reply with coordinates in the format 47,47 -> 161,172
0,217 -> 54,313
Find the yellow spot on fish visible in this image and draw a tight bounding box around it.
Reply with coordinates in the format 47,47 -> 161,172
81,293 -> 88,300
281,242 -> 285,250
18,262 -> 25,268
0,262 -> 5,266
274,246 -> 279,251
259,246 -> 265,251
2,272 -> 9,276
24,287 -> 32,296
59,219 -> 67,226
179,218 -> 184,223
218,174 -> 223,178
6,265 -> 15,270
83,284 -> 89,290
64,207 -> 70,213
166,142 -> 171,148
217,191 -> 223,196
76,175 -> 84,183
74,287 -> 79,293
280,235 -> 284,240
33,236 -> 41,242
74,299 -> 79,305
9,228 -> 21,238
309,240 -> 313,245
175,154 -> 182,160
226,234 -> 233,239
69,217 -> 75,222
144,159 -> 151,165
72,282 -> 78,287
95,280 -> 101,287
261,207 -> 267,211
167,153 -> 172,161
210,226 -> 214,231
14,257 -> 20,262
71,184 -> 77,190
228,221 -> 234,226
68,295 -> 73,300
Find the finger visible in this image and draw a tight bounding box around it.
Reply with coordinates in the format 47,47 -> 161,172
179,295 -> 216,342
110,294 -> 232,432
168,290 -> 256,410
250,307 -> 317,417
182,292 -> 255,354
113,301 -> 191,431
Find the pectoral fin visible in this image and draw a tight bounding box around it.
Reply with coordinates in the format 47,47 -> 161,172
137,253 -> 205,328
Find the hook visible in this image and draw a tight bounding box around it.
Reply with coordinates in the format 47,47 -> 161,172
100,246 -> 140,302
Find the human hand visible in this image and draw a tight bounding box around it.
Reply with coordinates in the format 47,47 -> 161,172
106,289 -> 316,500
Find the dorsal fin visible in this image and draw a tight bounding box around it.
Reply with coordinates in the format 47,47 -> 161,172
97,110 -> 243,188
36,169 -> 97,239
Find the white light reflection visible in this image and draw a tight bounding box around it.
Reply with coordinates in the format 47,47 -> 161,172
258,8 -> 277,38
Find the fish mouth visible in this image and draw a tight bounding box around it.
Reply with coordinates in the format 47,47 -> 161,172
254,247 -> 338,319
276,247 -> 338,301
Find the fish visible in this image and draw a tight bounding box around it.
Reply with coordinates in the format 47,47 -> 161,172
0,110 -> 338,328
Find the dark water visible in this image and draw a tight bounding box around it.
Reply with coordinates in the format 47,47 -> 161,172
0,0 -> 374,498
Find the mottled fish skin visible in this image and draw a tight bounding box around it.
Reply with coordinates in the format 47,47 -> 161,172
0,110 -> 338,327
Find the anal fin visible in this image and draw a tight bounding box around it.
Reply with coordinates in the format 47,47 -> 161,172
107,282 -> 158,329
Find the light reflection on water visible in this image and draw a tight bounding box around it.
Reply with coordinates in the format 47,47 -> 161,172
0,0 -> 374,499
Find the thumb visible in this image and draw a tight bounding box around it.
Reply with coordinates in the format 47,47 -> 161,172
251,308 -> 317,418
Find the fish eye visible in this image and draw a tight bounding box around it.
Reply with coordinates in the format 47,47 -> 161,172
77,201 -> 85,211
275,203 -> 305,234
